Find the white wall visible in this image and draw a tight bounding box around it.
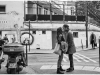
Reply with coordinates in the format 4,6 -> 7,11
73,31 -> 86,47
73,31 -> 100,48
0,1 -> 24,29
21,30 -> 52,49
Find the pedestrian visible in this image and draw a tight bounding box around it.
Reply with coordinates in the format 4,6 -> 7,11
3,34 -> 9,44
62,24 -> 76,72
90,32 -> 96,49
12,35 -> 16,43
56,27 -> 66,74
0,35 -> 5,69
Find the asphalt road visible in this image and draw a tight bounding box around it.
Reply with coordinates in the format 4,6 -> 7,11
27,48 -> 99,66
0,48 -> 99,74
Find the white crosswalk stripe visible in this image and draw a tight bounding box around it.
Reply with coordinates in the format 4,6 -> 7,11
63,53 -> 97,63
73,55 -> 82,62
74,54 -> 89,62
76,53 -> 97,63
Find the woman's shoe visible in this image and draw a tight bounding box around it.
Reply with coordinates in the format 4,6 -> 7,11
60,66 -> 65,71
57,68 -> 64,74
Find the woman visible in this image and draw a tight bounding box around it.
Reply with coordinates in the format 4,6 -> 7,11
56,27 -> 65,74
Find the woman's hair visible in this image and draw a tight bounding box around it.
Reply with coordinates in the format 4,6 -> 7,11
57,27 -> 65,44
57,27 -> 62,35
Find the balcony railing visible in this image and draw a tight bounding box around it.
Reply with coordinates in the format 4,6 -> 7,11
25,14 -> 85,21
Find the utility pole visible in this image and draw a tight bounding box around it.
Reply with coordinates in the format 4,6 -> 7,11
29,20 -> 30,51
50,2 -> 52,22
85,2 -> 88,48
36,1 -> 38,22
63,2 -> 65,23
24,1 -> 26,21
75,2 -> 77,22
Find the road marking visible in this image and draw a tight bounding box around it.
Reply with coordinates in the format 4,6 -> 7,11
63,54 -> 68,59
76,53 -> 97,63
63,54 -> 68,62
63,57 -> 67,62
40,65 -> 52,69
63,54 -> 81,62
63,53 -> 97,63
82,66 -> 95,71
73,55 -> 82,62
73,54 -> 89,62
40,65 -> 100,72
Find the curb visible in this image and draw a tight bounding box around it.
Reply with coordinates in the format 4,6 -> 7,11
26,47 -> 99,54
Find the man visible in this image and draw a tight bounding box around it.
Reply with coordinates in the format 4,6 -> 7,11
62,24 -> 76,72
3,34 -> 9,44
90,32 -> 96,49
0,35 -> 5,69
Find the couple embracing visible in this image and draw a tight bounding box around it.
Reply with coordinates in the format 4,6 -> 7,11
56,24 -> 76,74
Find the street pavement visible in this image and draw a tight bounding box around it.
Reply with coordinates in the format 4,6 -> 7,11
0,45 -> 100,74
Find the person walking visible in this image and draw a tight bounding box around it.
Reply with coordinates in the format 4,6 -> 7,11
62,24 -> 76,72
90,32 -> 96,49
12,34 -> 16,43
3,34 -> 9,44
56,27 -> 65,74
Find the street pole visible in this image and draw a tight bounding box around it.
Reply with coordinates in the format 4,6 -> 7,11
85,2 -> 88,48
26,43 -> 28,66
36,1 -> 38,22
99,37 -> 100,67
29,20 -> 30,51
63,3 -> 65,23
50,2 -> 52,22
75,2 -> 77,22
24,1 -> 26,21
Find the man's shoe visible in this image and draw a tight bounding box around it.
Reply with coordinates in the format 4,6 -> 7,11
66,68 -> 74,72
57,68 -> 64,74
60,66 -> 65,71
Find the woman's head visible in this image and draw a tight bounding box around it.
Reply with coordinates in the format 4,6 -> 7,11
57,27 -> 62,35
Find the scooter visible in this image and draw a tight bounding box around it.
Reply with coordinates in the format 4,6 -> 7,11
3,43 -> 26,74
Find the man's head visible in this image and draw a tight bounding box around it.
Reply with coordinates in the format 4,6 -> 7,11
63,24 -> 69,32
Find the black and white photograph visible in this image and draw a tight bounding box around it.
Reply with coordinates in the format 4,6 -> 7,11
0,0 -> 100,74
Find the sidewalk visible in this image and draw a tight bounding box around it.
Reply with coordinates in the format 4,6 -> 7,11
39,65 -> 100,74
27,44 -> 99,54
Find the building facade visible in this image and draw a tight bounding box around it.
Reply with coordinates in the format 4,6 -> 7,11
0,1 -> 100,51
0,1 -> 24,43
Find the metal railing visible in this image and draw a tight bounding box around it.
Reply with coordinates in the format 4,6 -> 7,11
25,14 -> 85,21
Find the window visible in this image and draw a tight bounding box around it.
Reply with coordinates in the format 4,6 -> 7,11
38,7 -> 41,15
42,30 -> 46,34
71,7 -> 75,15
44,9 -> 48,15
32,31 -> 36,34
73,32 -> 78,38
0,5 -> 6,13
44,10 -> 46,15
45,10 -> 47,15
